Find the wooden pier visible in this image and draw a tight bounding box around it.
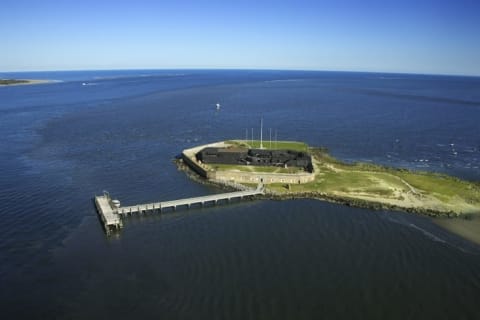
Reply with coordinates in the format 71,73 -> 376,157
94,184 -> 264,233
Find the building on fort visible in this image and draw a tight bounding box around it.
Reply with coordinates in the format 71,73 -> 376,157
196,147 -> 313,173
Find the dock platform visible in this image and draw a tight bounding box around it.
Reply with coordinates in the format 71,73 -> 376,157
94,184 -> 264,233
94,193 -> 123,233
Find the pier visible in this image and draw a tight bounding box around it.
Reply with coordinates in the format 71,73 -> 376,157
94,184 -> 264,233
94,193 -> 123,232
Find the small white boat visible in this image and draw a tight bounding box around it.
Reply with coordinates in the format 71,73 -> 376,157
216,103 -> 221,110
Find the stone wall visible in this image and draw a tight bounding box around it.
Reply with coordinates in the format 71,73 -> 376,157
182,141 -> 229,178
212,170 -> 315,185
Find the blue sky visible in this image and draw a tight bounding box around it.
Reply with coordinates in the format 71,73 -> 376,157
2,0 -> 479,75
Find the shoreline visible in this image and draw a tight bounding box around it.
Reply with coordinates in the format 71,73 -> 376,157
0,79 -> 57,86
176,158 -> 456,217
177,158 -> 480,245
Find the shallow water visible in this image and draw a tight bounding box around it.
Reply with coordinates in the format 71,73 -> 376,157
435,214 -> 480,246
1,70 -> 480,319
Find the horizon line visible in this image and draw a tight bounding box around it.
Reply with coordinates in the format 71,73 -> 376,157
1,67 -> 479,79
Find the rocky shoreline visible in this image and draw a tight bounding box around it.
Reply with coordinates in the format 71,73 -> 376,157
265,191 -> 456,218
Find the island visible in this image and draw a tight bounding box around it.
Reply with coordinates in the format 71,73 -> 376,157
0,79 -> 53,86
179,140 -> 480,218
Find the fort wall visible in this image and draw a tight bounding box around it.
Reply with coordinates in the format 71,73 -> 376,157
211,170 -> 315,184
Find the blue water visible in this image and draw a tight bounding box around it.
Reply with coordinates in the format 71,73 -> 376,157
1,70 -> 480,319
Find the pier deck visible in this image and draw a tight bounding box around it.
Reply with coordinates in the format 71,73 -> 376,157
94,185 -> 264,233
117,186 -> 264,215
94,194 -> 123,232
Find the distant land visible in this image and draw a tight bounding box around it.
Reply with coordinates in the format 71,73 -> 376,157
0,79 -> 53,86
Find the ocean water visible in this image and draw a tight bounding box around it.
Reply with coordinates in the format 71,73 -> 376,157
1,70 -> 480,319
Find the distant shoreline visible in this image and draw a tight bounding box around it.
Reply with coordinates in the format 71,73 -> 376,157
0,79 -> 56,86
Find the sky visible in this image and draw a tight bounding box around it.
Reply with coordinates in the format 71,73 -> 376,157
1,0 -> 479,75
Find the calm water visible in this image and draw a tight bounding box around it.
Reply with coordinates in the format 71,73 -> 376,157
1,70 -> 480,319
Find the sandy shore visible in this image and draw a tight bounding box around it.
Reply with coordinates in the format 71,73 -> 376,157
0,79 -> 57,86
434,215 -> 480,245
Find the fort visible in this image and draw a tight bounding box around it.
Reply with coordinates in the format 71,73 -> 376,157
182,141 -> 316,185
197,147 -> 313,172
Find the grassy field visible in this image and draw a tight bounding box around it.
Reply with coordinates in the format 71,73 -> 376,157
266,147 -> 480,216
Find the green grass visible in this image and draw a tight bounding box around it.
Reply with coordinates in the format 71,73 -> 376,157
290,169 -> 404,195
269,147 -> 480,214
311,148 -> 479,196
397,171 -> 480,202
315,152 -> 480,204
227,140 -> 309,152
